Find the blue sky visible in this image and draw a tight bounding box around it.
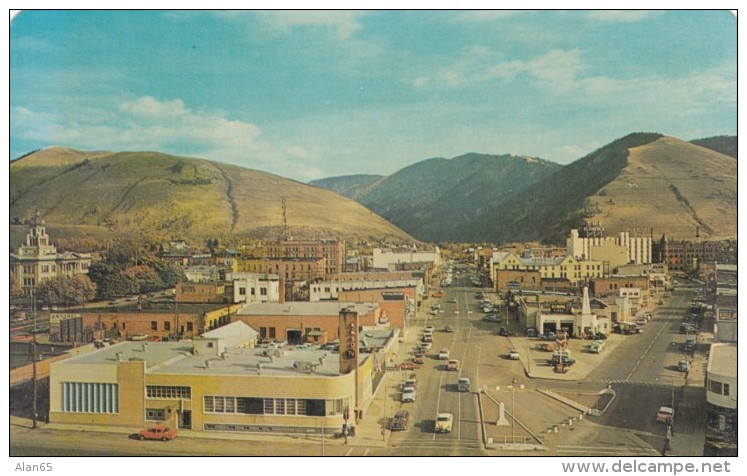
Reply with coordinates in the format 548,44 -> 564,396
9,10 -> 737,181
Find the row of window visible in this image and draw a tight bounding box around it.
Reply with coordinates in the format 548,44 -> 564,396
204,396 -> 328,417
146,385 -> 191,399
62,382 -> 119,414
238,287 -> 268,296
149,321 -> 194,332
708,378 -> 732,397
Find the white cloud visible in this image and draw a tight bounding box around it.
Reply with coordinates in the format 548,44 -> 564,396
584,11 -> 659,23
254,11 -> 363,39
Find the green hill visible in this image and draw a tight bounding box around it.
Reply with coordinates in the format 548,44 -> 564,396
9,147 -> 415,245
690,135 -> 737,159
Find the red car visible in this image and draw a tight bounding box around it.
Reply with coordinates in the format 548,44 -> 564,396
399,362 -> 422,370
138,425 -> 177,441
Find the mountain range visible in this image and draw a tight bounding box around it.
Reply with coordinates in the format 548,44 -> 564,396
9,133 -> 737,248
311,133 -> 737,243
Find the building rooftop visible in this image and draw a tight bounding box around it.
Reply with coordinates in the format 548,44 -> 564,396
74,302 -> 231,315
237,301 -> 378,317
708,343 -> 737,378
60,338 -> 384,377
202,321 -> 258,348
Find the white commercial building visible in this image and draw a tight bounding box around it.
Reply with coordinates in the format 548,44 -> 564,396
226,272 -> 281,304
372,246 -> 441,270
567,229 -> 652,265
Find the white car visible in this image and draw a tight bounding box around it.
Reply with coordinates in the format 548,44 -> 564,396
656,406 -> 674,424
402,387 -> 417,403
438,349 -> 450,360
509,349 -> 520,360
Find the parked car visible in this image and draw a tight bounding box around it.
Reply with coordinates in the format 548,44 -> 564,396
422,334 -> 433,343
525,327 -> 538,338
447,359 -> 460,371
458,377 -> 471,392
538,332 -> 557,341
412,354 -> 425,365
425,325 -> 435,333
684,337 -> 696,350
677,360 -> 690,372
138,425 -> 177,441
435,413 -> 454,433
656,406 -> 675,424
399,362 -> 421,370
419,342 -> 432,352
447,297 -> 457,303
444,324 -> 455,333
390,410 -> 410,431
483,314 -> 502,323
438,349 -> 450,360
509,349 -> 520,360
402,386 -> 417,403
404,378 -> 417,389
498,327 -> 510,337
590,341 -> 605,353
432,292 -> 445,298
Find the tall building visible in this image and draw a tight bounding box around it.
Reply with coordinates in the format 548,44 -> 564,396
567,228 -> 651,265
10,211 -> 92,295
264,238 -> 345,277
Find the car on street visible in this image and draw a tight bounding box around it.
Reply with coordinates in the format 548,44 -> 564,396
656,406 -> 675,424
684,337 -> 696,351
525,327 -> 538,338
498,326 -> 510,336
509,349 -> 520,360
677,360 -> 690,372
390,410 -> 410,431
438,349 -> 450,360
402,386 -> 417,403
422,334 -> 433,343
447,297 -> 457,303
425,325 -> 435,333
404,378 -> 417,389
444,324 -> 455,333
483,314 -> 502,323
590,341 -> 605,353
412,354 -> 425,365
399,362 -> 421,370
432,292 -> 445,298
435,413 -> 454,433
538,332 -> 557,341
447,359 -> 460,371
138,425 -> 177,441
419,342 -> 432,352
458,377 -> 471,392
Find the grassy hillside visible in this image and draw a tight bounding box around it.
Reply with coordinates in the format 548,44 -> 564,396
587,136 -> 737,240
9,147 -> 415,245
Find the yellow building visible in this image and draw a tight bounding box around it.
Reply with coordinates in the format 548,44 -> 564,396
49,321 -> 395,436
491,252 -> 604,290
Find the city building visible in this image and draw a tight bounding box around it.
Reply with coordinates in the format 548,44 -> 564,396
176,282 -> 228,304
234,302 -> 381,345
10,211 -> 92,294
238,256 -> 325,283
491,252 -> 604,291
226,272 -> 281,304
48,319 -> 398,437
655,236 -> 737,271
567,228 -> 652,265
264,238 -> 346,277
704,343 -> 737,456
372,246 -> 441,270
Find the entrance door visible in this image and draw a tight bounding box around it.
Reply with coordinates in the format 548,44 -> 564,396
178,410 -> 192,429
287,329 -> 302,344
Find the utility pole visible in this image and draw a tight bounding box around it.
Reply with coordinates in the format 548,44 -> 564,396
31,286 -> 38,429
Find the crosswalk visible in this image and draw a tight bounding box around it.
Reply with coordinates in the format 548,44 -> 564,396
556,444 -> 661,456
594,379 -> 672,388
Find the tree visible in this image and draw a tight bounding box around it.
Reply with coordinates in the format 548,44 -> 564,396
122,265 -> 164,294
10,276 -> 24,301
153,261 -> 186,288
68,275 -> 97,304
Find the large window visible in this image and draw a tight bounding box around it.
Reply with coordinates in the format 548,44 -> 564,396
62,382 -> 118,413
146,385 -> 191,399
205,396 -> 326,416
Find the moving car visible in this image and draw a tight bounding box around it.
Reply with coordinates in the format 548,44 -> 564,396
509,349 -> 520,360
402,386 -> 417,403
656,406 -> 675,424
458,377 -> 471,392
138,425 -> 177,441
590,341 -> 605,353
447,359 -> 460,371
390,410 -> 410,431
444,324 -> 455,333
435,413 -> 454,433
483,314 -> 502,323
438,349 -> 450,360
